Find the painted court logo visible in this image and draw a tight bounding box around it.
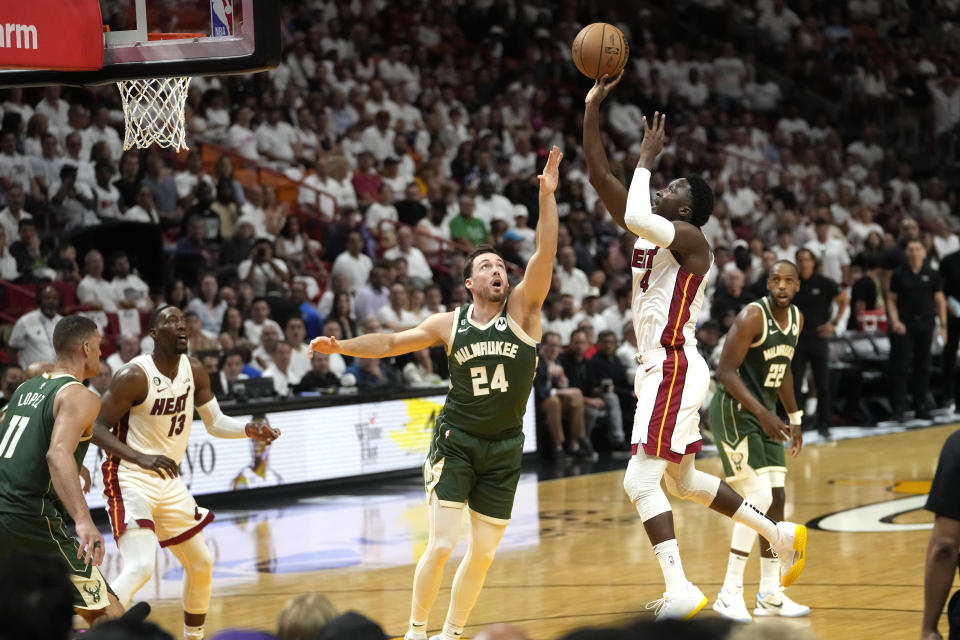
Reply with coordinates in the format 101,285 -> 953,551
807,481 -> 933,532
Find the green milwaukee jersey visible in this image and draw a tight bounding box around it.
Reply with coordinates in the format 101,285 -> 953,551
0,374 -> 88,516
718,297 -> 800,413
440,298 -> 538,438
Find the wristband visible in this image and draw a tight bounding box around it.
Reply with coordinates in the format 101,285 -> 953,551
787,410 -> 803,426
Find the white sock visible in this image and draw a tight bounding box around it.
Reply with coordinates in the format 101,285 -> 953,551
759,557 -> 781,594
731,501 -> 778,544
406,619 -> 427,640
722,553 -> 748,591
441,621 -> 464,639
652,539 -> 686,593
184,624 -> 204,640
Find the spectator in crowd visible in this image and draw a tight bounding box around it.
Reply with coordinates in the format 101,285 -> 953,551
377,283 -> 419,333
141,153 -> 179,223
121,185 -> 161,224
793,248 -> 848,438
0,184 -> 32,244
556,246 -> 591,308
275,592 -> 339,640
284,316 -> 312,381
48,164 -> 99,230
535,331 -> 594,461
330,230 -> 373,295
402,348 -> 444,386
295,352 -> 340,393
87,360 -> 112,398
0,226 -> 19,280
106,334 -> 141,374
712,269 -> 753,333
245,297 -> 283,347
395,184 -> 428,228
590,329 -> 636,443
449,194 -> 489,249
9,283 -> 61,368
252,323 -> 282,372
351,151 -> 382,206
602,285 -> 632,341
290,279 -> 322,340
542,294 -> 578,345
354,261 -> 392,325
887,240 -> 947,422
77,249 -> 118,315
416,200 -> 452,260
384,225 -> 432,284
219,307 -> 251,352
559,328 -> 627,450
91,161 -> 122,220
239,238 -> 291,298
805,217 -> 851,285
110,251 -> 153,312
264,341 -> 302,397
187,273 -> 227,334
211,349 -> 249,398
0,363 -> 24,408
10,218 -> 55,282
344,357 -> 399,389
327,292 -> 358,341
113,150 -> 142,211
847,254 -> 883,331
185,309 -> 220,353
211,178 -> 242,239
0,129 -> 42,201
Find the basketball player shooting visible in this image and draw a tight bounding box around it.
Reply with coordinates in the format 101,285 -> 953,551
583,73 -> 807,620
93,306 -> 280,640
311,146 -> 564,640
709,261 -> 810,620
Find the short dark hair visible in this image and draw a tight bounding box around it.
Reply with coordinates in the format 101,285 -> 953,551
771,260 -> 800,277
149,305 -> 173,329
52,315 -> 97,357
686,174 -> 715,227
463,245 -> 504,280
794,247 -> 817,265
84,618 -> 174,640
597,330 -> 617,342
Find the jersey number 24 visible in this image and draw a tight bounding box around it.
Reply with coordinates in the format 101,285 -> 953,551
470,364 -> 509,396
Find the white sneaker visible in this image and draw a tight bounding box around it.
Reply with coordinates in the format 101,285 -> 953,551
770,521 -> 807,587
712,585 -> 752,622
646,581 -> 708,621
754,587 -> 811,617
405,632 -> 427,640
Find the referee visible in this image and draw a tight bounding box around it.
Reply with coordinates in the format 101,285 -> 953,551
793,248 -> 849,438
887,239 -> 947,421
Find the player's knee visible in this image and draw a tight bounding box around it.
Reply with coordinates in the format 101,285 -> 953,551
125,552 -> 156,583
623,460 -> 660,504
745,484 -> 773,513
192,544 -> 214,577
662,472 -> 685,499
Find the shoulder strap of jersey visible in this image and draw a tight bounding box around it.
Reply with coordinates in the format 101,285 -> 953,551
749,300 -> 768,348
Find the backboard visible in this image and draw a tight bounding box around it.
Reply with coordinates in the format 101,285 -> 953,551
0,0 -> 280,87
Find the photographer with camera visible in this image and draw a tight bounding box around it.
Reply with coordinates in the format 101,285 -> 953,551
238,237 -> 291,297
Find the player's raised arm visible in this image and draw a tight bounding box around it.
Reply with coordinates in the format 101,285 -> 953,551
625,112 -> 710,260
512,146 -> 562,313
191,358 -> 280,443
583,71 -> 629,232
310,310 -> 453,358
715,305 -> 789,442
93,364 -> 180,478
48,384 -> 104,566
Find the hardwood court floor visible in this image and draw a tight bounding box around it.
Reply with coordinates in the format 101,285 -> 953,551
112,424 -> 958,639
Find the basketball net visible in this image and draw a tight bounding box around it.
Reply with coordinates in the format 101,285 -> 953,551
117,76 -> 191,151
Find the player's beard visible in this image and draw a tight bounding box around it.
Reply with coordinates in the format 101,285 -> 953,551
483,283 -> 508,303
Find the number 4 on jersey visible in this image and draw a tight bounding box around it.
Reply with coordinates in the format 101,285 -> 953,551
639,270 -> 651,293
470,363 -> 510,396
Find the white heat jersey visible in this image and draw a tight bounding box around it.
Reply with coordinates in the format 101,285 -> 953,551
630,237 -> 710,354
115,354 -> 195,472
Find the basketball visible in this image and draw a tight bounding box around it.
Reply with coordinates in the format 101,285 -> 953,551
571,23 -> 629,80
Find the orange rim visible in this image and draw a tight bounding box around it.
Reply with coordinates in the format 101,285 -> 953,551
147,32 -> 207,41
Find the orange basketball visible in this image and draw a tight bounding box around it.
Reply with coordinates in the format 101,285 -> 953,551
571,22 -> 629,80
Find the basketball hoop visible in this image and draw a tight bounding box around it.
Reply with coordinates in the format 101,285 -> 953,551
116,33 -> 204,151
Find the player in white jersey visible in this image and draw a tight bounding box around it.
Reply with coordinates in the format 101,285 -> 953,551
584,74 -> 808,620
93,306 -> 279,640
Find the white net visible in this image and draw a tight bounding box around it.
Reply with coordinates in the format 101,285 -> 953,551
117,76 -> 191,151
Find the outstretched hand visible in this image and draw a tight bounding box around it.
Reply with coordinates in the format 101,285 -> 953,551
538,146 -> 563,194
637,111 -> 667,169
585,70 -> 625,106
310,336 -> 341,355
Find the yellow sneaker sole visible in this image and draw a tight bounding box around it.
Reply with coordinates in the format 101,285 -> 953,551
683,595 -> 709,620
780,524 -> 807,587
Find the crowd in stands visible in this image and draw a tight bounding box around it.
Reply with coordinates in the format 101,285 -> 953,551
2,0 -> 960,450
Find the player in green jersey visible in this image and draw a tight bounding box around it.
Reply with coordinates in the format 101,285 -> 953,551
709,260 -> 810,621
0,316 -> 155,626
312,146 -> 563,640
